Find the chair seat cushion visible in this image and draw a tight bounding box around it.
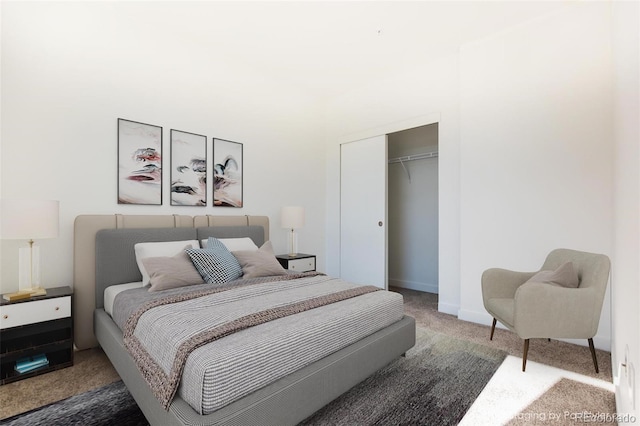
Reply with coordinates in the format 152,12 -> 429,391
486,298 -> 515,328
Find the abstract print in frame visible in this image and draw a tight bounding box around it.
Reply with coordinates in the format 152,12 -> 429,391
213,138 -> 243,207
118,118 -> 163,205
170,130 -> 207,206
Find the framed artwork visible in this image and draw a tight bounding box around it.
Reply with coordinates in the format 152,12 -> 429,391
213,138 -> 243,207
118,118 -> 163,205
170,129 -> 207,206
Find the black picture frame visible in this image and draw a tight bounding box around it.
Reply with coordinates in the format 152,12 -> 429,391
117,118 -> 163,205
170,129 -> 207,206
213,138 -> 243,208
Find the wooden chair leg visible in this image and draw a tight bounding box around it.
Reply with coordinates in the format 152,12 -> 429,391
490,318 -> 497,340
522,339 -> 530,372
588,338 -> 599,373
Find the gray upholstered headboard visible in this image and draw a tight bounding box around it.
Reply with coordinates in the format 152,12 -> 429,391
95,227 -> 198,309
94,225 -> 266,309
74,214 -> 269,350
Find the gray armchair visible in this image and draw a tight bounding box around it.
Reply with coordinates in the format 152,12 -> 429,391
481,248 -> 610,372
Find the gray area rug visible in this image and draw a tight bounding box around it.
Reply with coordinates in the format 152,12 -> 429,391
0,379 -> 142,426
1,327 -> 505,426
301,327 -> 506,425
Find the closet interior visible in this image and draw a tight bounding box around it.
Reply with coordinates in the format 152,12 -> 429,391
387,123 -> 439,294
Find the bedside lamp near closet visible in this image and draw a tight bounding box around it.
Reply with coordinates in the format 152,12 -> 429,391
281,206 -> 305,257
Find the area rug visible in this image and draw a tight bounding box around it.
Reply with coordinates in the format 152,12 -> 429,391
1,327 -> 505,426
300,327 -> 506,425
0,379 -> 142,426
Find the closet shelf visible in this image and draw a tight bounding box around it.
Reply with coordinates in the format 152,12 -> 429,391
388,151 -> 438,182
388,151 -> 438,164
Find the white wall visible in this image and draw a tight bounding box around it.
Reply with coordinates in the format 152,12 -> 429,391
325,2 -> 615,350
324,54 -> 461,315
388,125 -> 439,293
611,0 -> 639,417
457,3 -> 614,350
0,2 -> 326,292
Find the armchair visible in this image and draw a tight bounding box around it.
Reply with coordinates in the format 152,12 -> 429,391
481,248 -> 610,372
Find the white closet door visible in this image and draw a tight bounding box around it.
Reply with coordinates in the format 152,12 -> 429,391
340,135 -> 387,289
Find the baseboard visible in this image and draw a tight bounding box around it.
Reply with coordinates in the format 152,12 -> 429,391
437,302 -> 459,316
458,309 -> 611,351
458,309 -> 494,327
563,337 -> 610,352
389,278 -> 438,294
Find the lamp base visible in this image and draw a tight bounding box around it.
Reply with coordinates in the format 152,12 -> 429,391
287,229 -> 298,258
18,245 -> 41,290
22,287 -> 47,297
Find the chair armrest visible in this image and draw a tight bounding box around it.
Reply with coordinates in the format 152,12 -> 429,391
513,282 -> 598,339
481,268 -> 536,302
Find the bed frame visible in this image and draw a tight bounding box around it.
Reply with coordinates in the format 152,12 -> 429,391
74,214 -> 416,426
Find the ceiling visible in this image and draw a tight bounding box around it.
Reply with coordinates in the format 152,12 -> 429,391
121,1 -> 573,100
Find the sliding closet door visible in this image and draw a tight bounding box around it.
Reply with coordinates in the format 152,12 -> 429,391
340,135 -> 387,289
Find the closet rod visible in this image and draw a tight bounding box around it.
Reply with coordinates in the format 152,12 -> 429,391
388,151 -> 438,164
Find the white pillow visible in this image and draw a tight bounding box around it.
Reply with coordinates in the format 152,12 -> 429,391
134,240 -> 200,286
200,237 -> 259,252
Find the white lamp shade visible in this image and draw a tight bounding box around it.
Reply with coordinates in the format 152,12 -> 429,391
281,206 -> 305,229
1,199 -> 60,240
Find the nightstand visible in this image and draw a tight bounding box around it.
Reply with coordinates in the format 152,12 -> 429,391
276,253 -> 316,273
0,286 -> 74,385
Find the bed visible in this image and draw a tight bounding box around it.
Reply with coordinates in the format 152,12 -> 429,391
73,214 -> 416,426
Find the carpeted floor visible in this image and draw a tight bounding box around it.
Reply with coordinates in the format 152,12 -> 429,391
0,287 -> 614,423
506,378 -> 617,425
460,355 -> 615,425
0,348 -> 121,419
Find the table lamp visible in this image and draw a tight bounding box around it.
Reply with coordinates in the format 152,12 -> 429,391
281,206 -> 305,257
1,199 -> 59,292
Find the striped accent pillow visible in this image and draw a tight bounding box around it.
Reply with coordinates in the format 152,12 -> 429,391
185,238 -> 242,284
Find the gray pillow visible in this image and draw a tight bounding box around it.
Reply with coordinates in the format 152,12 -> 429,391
142,248 -> 205,292
186,237 -> 243,284
527,261 -> 579,288
233,241 -> 288,279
